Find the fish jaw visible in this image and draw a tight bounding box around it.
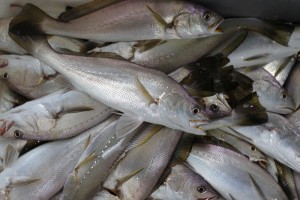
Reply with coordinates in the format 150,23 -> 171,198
208,18 -> 224,33
0,119 -> 14,136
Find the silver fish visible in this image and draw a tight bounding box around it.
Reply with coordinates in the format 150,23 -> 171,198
61,115 -> 139,200
104,126 -> 182,200
0,115 -> 118,200
93,30 -> 245,73
285,61 -> 300,109
207,129 -> 267,164
294,172 -> 300,198
226,32 -> 298,68
287,108 -> 300,132
237,67 -> 295,114
10,33 -> 210,137
92,190 -> 119,200
202,93 -> 232,119
186,143 -> 288,200
230,112 -> 300,173
150,163 -> 223,200
0,90 -> 113,140
10,1 -> 223,42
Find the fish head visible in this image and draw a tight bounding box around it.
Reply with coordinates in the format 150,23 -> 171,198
255,80 -> 295,114
173,6 -> 223,38
203,93 -> 232,119
159,92 -> 210,133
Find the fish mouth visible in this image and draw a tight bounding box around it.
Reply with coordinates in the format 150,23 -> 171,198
197,196 -> 216,200
250,157 -> 268,167
0,119 -> 14,136
208,19 -> 224,33
190,119 -> 211,131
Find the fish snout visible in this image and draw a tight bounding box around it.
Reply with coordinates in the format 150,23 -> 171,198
0,119 -> 14,136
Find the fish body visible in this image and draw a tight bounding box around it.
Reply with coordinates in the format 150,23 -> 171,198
186,143 -> 288,200
104,126 -> 182,200
231,112 -> 300,173
10,34 -> 210,136
150,163 -> 223,200
0,90 -> 113,140
285,61 -> 300,109
10,1 -> 223,42
0,116 -> 118,200
0,81 -> 25,113
287,108 -> 300,132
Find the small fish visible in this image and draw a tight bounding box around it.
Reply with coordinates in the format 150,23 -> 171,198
0,81 -> 25,113
237,67 -> 295,114
0,116 -> 118,200
186,143 -> 288,200
10,1 -> 223,41
9,33 -> 210,138
202,93 -> 232,119
150,163 -> 224,200
231,112 -> 300,173
104,126 -> 182,200
0,90 -> 113,140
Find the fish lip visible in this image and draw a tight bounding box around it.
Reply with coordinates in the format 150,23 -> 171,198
250,157 -> 268,166
189,119 -> 211,126
208,19 -> 224,33
197,196 -> 216,200
0,119 -> 14,136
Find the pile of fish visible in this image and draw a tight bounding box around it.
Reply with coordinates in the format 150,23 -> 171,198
0,0 -> 300,199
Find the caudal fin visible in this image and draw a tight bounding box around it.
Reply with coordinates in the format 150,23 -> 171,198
9,3 -> 52,35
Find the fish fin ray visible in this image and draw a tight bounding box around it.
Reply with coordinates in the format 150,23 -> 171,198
116,114 -> 143,139
75,152 -> 96,171
135,77 -> 158,106
61,174 -> 78,200
243,53 -> 271,61
3,145 -> 19,168
220,30 -> 248,57
146,5 -> 172,30
59,0 -> 124,21
116,168 -> 144,186
134,40 -> 166,53
8,177 -> 40,187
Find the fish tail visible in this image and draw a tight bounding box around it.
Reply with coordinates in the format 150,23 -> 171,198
9,3 -> 53,35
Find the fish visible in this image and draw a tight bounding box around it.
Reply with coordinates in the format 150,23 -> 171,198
104,126 -> 182,200
286,108 -> 300,132
186,143 -> 288,200
207,129 -> 267,164
263,55 -> 296,86
0,90 -> 113,140
226,31 -> 299,68
230,112 -> 300,173
9,1 -> 223,42
149,163 -> 224,200
202,93 -> 232,119
0,54 -> 64,99
0,81 -> 25,113
0,115 -> 118,200
294,172 -> 300,198
92,30 -> 246,73
9,33 -> 210,137
61,115 -> 140,200
92,190 -> 120,200
285,61 -> 300,109
237,67 -> 295,114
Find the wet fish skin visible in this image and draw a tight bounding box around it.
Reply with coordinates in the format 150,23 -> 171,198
0,81 -> 25,113
186,143 -> 288,200
231,112 -> 300,173
150,163 -> 223,200
237,67 -> 295,114
10,1 -> 223,42
61,116 -> 139,200
9,33 -> 210,136
285,61 -> 300,110
0,116 -> 118,200
92,190 -> 120,200
0,90 -> 113,140
104,126 -> 182,200
287,108 -> 300,132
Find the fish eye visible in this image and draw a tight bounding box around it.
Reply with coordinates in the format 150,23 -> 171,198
191,106 -> 201,115
210,104 -> 219,113
13,130 -> 23,138
250,146 -> 256,151
281,92 -> 287,99
203,13 -> 211,21
2,72 -> 8,79
197,186 -> 206,193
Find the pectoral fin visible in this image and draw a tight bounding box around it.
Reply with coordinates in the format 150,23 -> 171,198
75,152 -> 96,172
61,174 -> 78,200
116,168 -> 144,186
116,114 -> 143,139
8,176 -> 39,187
249,174 -> 267,200
134,40 -> 165,53
135,77 -> 158,106
147,5 -> 172,30
3,145 -> 19,168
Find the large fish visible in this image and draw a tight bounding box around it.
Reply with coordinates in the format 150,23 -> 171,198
229,112 -> 300,173
186,143 -> 288,200
10,1 -> 223,42
0,116 -> 118,200
0,81 -> 25,113
9,33 -> 210,137
285,61 -> 300,109
0,90 -> 113,140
